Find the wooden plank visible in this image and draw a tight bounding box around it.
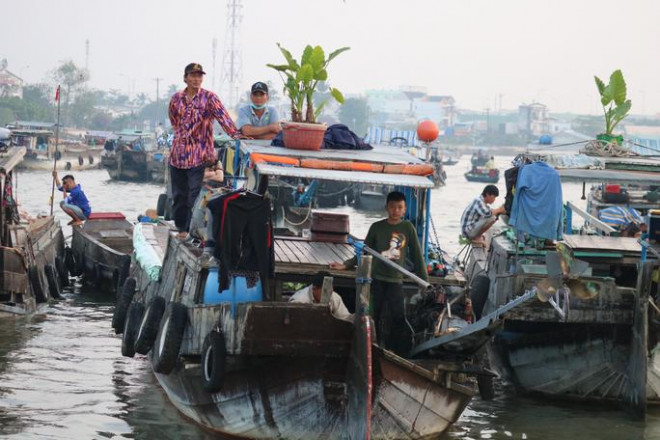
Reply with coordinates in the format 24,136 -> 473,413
562,235 -> 641,254
274,240 -> 294,263
281,239 -> 306,264
275,240 -> 301,264
304,241 -> 333,265
318,242 -> 350,264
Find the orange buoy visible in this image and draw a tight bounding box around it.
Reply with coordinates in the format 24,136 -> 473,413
417,120 -> 439,142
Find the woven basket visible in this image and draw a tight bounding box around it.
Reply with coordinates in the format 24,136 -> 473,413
281,122 -> 327,151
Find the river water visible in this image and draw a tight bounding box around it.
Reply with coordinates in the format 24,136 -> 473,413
1,157 -> 659,439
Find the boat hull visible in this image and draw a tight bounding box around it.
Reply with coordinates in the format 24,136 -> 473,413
71,216 -> 132,294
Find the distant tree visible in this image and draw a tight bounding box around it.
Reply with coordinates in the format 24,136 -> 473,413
338,97 -> 370,136
69,89 -> 98,127
135,92 -> 149,107
23,83 -> 54,111
90,111 -> 113,130
52,60 -> 90,125
0,107 -> 14,126
166,84 -> 179,97
139,100 -> 169,128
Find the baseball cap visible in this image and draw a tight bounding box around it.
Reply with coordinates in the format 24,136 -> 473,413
185,63 -> 206,75
251,82 -> 268,94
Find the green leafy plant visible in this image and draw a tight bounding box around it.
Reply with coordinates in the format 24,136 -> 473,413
267,43 -> 349,123
594,69 -> 632,136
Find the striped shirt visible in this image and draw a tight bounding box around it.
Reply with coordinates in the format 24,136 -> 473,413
169,88 -> 239,169
460,195 -> 492,236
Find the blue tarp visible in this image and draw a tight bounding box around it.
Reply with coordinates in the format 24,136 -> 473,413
510,162 -> 563,240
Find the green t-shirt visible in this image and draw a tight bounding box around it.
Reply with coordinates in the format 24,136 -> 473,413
344,219 -> 428,284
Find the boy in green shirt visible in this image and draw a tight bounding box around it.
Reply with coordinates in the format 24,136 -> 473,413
330,191 -> 428,356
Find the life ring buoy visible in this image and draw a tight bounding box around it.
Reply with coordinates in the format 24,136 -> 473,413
152,302 -> 188,374
112,277 -> 136,334
121,301 -> 145,357
134,296 -> 166,355
44,264 -> 62,300
28,265 -> 47,303
55,256 -> 69,289
201,330 -> 227,393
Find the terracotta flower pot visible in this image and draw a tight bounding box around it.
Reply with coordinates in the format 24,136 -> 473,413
281,122 -> 327,151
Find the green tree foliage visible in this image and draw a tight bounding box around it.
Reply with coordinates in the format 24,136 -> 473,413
338,97 -> 370,136
52,60 -> 89,125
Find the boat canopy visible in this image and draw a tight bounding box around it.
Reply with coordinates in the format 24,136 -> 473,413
557,168 -> 660,185
255,162 -> 434,188
240,141 -> 429,165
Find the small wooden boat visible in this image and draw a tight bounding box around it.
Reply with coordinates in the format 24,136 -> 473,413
71,212 -> 133,294
0,147 -> 65,316
465,167 -> 499,183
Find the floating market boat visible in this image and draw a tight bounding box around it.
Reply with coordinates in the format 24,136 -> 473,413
465,156 -> 660,416
9,128 -> 101,171
0,146 -> 66,316
70,212 -> 133,295
114,139 -> 504,438
465,167 -> 499,183
101,130 -> 167,182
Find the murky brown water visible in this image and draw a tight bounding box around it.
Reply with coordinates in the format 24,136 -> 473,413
1,159 -> 659,439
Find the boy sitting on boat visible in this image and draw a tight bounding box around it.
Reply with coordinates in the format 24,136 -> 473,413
289,273 -> 353,322
329,191 -> 427,356
460,184 -> 505,247
52,171 -> 91,226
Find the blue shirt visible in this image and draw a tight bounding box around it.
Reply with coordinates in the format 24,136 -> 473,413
236,105 -> 279,130
59,184 -> 92,218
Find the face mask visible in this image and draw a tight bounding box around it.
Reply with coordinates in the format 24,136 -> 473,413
250,103 -> 267,110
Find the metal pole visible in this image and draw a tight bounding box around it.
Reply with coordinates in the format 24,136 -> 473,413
50,86 -> 61,216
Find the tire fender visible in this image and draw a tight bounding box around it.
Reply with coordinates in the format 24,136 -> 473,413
201,330 -> 227,393
134,297 -> 167,355
112,277 -> 137,334
55,256 -> 69,289
152,302 -> 188,374
28,265 -> 47,303
44,264 -> 62,300
122,301 -> 145,358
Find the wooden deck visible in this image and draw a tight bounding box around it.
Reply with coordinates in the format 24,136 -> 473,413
562,235 -> 641,254
274,237 -> 465,286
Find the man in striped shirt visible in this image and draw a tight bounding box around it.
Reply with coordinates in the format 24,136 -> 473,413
460,185 -> 505,244
169,63 -> 241,238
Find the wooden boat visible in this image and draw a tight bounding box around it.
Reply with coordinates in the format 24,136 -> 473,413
114,140 -> 490,437
71,212 -> 133,294
464,159 -> 660,415
0,146 -> 66,316
9,128 -> 101,171
465,167 -> 499,183
101,130 -> 166,182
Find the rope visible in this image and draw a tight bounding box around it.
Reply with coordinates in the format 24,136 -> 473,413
281,205 -> 312,227
533,140 -> 590,150
581,139 -> 637,157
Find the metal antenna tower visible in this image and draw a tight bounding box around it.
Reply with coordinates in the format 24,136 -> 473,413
85,39 -> 90,71
219,0 -> 243,108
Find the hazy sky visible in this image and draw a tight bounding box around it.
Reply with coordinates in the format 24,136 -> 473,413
3,0 -> 659,116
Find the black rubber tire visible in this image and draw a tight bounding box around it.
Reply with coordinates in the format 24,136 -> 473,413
28,265 -> 47,303
134,297 -> 167,355
54,150 -> 62,161
55,256 -> 69,289
112,277 -> 136,334
78,155 -> 84,166
44,264 -> 62,300
201,330 -> 227,393
64,247 -> 76,276
122,301 -> 145,358
470,274 -> 490,321
116,256 -> 131,295
152,302 -> 188,374
88,155 -> 94,165
156,193 -> 168,217
65,161 -> 72,171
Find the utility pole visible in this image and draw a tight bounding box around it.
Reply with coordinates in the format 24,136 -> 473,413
220,0 -> 243,109
85,39 -> 89,71
154,77 -> 163,126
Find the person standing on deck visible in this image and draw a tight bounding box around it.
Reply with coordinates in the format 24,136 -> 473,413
236,82 -> 281,140
329,191 -> 427,356
168,63 -> 241,239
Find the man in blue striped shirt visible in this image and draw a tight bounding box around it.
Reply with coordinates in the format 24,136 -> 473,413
460,185 -> 505,244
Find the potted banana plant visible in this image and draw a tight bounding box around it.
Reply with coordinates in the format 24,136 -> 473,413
594,69 -> 632,145
267,43 -> 349,150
